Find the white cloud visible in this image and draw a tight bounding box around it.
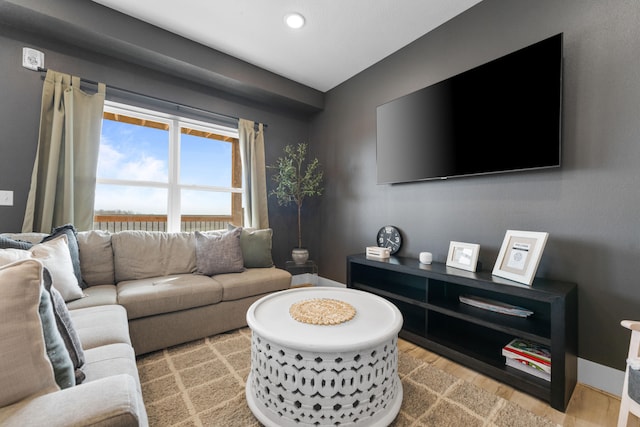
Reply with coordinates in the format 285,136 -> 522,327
118,155 -> 167,182
97,138 -> 167,182
96,142 -> 124,177
96,134 -> 168,212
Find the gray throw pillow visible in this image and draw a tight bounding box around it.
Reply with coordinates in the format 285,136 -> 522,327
37,267 -> 76,389
43,268 -> 86,384
195,228 -> 244,276
0,235 -> 33,250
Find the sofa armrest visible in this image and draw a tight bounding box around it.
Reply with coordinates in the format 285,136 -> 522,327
0,374 -> 147,427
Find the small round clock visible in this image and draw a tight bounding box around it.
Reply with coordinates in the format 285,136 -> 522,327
376,225 -> 402,254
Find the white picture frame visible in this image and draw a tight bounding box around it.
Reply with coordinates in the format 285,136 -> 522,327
492,230 -> 549,286
446,241 -> 480,272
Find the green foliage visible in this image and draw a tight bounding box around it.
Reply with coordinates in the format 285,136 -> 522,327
269,143 -> 323,248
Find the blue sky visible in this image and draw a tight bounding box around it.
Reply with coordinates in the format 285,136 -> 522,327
95,118 -> 233,215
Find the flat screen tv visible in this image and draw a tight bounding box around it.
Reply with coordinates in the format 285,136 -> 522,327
376,33 -> 563,184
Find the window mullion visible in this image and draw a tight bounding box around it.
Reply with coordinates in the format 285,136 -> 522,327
167,119 -> 181,232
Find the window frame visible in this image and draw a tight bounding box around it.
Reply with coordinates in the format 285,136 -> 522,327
96,100 -> 242,232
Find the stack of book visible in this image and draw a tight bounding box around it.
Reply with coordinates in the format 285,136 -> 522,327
502,338 -> 551,381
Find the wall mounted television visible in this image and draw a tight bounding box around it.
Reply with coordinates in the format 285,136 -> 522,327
376,33 -> 563,184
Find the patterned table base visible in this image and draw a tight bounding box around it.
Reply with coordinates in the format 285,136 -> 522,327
247,332 -> 402,426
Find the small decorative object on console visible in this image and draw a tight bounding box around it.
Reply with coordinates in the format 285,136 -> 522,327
419,252 -> 433,264
366,246 -> 390,259
376,225 -> 402,254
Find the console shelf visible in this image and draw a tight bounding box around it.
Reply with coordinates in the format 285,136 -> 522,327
347,253 -> 577,411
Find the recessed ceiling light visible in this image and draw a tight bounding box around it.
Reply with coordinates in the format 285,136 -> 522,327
284,12 -> 305,29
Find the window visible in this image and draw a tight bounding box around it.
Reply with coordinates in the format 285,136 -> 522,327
94,101 -> 242,232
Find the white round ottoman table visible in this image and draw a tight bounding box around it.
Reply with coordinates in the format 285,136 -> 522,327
245,287 -> 403,427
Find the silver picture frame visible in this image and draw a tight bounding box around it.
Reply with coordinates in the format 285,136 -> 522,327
446,241 -> 480,272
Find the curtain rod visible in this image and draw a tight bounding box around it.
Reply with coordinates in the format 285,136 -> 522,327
37,67 -> 267,129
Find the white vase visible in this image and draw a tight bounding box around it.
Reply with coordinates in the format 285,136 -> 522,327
292,248 -> 309,265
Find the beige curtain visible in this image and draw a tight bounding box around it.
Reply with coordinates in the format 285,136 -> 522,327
22,70 -> 105,232
238,118 -> 269,229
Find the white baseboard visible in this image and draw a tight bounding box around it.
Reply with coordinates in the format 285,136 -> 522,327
299,275 -> 624,397
289,274 -> 345,288
578,358 -> 624,397
317,276 -> 346,288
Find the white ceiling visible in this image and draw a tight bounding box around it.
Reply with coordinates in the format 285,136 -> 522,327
92,0 -> 483,92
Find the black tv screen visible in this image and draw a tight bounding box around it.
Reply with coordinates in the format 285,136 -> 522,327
376,33 -> 563,184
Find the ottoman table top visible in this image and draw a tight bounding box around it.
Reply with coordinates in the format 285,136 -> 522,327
246,287 -> 403,352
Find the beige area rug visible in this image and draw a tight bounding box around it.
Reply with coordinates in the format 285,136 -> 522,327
136,328 -> 558,427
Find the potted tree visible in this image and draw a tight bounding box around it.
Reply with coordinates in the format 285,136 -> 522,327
269,142 -> 323,264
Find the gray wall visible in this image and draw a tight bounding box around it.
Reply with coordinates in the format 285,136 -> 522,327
1,0 -> 638,372
0,0 -> 320,268
312,0 -> 640,370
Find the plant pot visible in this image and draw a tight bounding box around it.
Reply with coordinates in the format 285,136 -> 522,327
292,248 -> 309,265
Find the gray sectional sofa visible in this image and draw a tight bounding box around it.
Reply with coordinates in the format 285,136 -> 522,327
0,227 -> 292,426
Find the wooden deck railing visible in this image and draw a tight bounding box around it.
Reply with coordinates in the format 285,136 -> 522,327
93,214 -> 234,233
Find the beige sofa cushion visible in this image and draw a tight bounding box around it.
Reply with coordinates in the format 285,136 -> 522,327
69,305 -> 131,350
0,259 -> 59,407
82,344 -> 140,393
111,231 -> 196,282
77,230 -> 114,286
66,285 -> 118,310
214,267 -> 291,301
0,374 -> 146,427
117,274 -> 223,320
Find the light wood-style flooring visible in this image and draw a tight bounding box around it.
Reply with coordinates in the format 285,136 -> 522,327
398,338 -> 639,427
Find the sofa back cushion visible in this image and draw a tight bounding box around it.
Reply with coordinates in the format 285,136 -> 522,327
111,231 -> 196,283
77,230 -> 115,286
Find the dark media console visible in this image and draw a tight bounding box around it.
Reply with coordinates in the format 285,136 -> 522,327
346,253 -> 577,411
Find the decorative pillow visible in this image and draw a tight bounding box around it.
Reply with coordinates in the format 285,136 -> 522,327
42,224 -> 86,289
195,228 -> 244,276
0,248 -> 33,266
30,235 -> 84,302
240,228 -> 274,268
0,235 -> 33,250
36,266 -> 76,389
0,259 -> 62,406
43,268 -> 86,384
226,224 -> 274,268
